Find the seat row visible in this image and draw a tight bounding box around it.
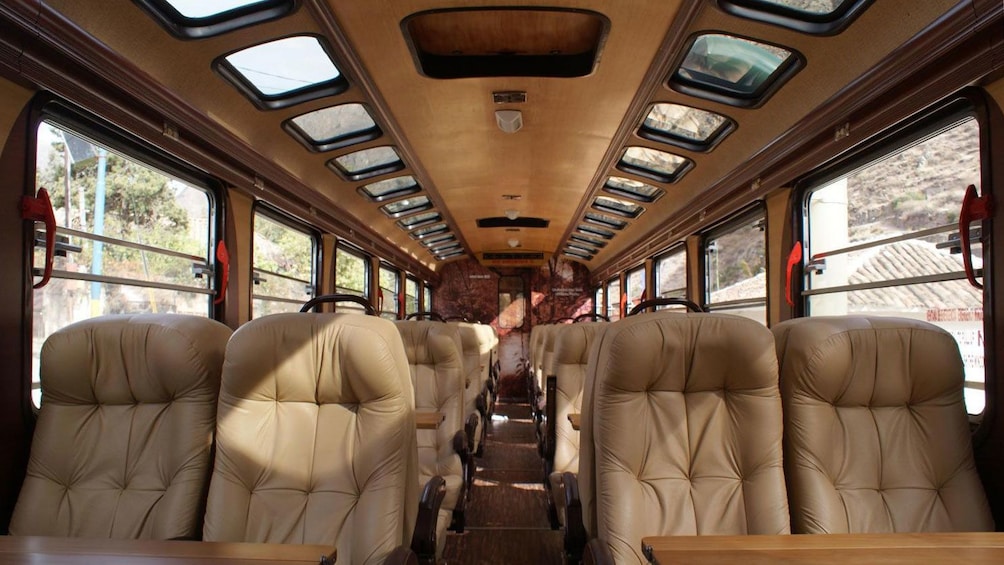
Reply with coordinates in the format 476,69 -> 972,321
531,312 -> 994,565
9,311 -> 495,565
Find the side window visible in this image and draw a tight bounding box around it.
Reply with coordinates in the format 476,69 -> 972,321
405,276 -> 420,316
803,112 -> 985,414
252,209 -> 316,317
335,245 -> 370,313
625,266 -> 646,313
655,245 -> 687,309
594,286 -> 604,316
31,120 -> 214,407
606,278 -> 621,322
703,208 -> 767,324
424,283 -> 433,312
378,263 -> 400,320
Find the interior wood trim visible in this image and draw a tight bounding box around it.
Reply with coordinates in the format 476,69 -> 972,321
0,0 -> 438,283
591,0 -> 1004,283
304,0 -> 473,263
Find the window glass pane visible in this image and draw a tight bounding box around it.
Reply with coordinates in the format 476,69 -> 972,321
412,222 -> 449,238
164,0 -> 271,18
564,248 -> 594,260
593,195 -> 644,218
705,213 -> 766,322
498,276 -> 525,329
804,117 -> 984,413
290,103 -> 375,143
379,265 -> 399,318
606,279 -> 621,322
253,212 -> 314,318
656,248 -> 687,304
594,286 -> 604,316
642,103 -> 730,143
567,242 -> 597,255
398,211 -> 441,230
604,176 -> 664,203
362,175 -> 420,201
335,246 -> 369,314
570,233 -> 606,248
625,268 -> 646,312
676,34 -> 792,96
380,195 -> 431,217
585,211 -> 627,230
619,146 -> 691,183
420,233 -> 456,247
32,121 -> 213,407
434,249 -> 465,260
578,224 -> 615,239
405,277 -> 420,315
424,284 -> 433,312
225,36 -> 340,97
431,241 -> 462,254
748,0 -> 848,15
333,146 -> 401,174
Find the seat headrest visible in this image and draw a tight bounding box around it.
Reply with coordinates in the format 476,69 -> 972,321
395,320 -> 462,368
554,322 -> 607,366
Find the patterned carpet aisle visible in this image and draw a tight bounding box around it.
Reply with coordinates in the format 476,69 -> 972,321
443,402 -> 564,564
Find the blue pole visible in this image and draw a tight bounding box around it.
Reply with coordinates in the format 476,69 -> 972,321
90,148 -> 107,315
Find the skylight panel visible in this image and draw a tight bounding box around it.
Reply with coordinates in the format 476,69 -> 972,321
329,146 -> 405,181
430,241 -> 462,254
578,224 -> 615,239
360,175 -> 421,202
585,212 -> 627,230
397,211 -> 441,229
670,33 -> 802,108
717,0 -> 872,35
639,103 -> 735,152
218,35 -> 347,109
604,176 -> 664,203
136,0 -> 295,39
567,242 -> 599,255
617,146 -> 693,184
411,223 -> 450,239
420,233 -> 457,247
435,250 -> 465,260
286,103 -> 380,152
564,248 -> 594,260
570,233 -> 607,248
380,195 -> 432,218
593,196 -> 645,219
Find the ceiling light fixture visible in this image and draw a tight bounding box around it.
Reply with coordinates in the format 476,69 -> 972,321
507,238 -> 521,248
495,109 -> 522,133
504,209 -> 520,220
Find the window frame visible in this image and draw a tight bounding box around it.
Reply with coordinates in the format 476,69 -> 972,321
700,203 -> 768,318
716,0 -> 874,36
378,262 -> 401,320
654,243 -> 688,306
637,102 -> 736,153
283,102 -> 383,154
134,0 -> 297,39
251,203 -> 320,317
334,242 -> 371,305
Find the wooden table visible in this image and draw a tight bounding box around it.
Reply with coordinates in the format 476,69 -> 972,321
416,411 -> 445,429
641,533 -> 1004,564
568,413 -> 581,430
0,536 -> 334,564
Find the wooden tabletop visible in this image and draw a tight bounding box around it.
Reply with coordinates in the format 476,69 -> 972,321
416,411 -> 445,429
0,536 -> 334,564
641,533 -> 1004,564
568,413 -> 580,430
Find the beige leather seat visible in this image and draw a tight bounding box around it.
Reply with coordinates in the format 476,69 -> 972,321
577,312 -> 789,564
450,322 -> 486,457
395,320 -> 467,560
203,313 -> 420,564
11,314 -> 231,539
529,324 -> 546,401
774,316 -> 994,534
546,322 -> 607,527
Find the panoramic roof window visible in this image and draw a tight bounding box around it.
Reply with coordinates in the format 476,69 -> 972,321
564,247 -> 594,260
286,103 -> 381,152
403,8 -> 609,78
430,240 -> 462,253
593,196 -> 645,219
670,33 -> 802,108
218,35 -> 347,109
585,211 -> 627,230
604,176 -> 664,203
329,146 -> 405,181
136,0 -> 295,39
567,241 -> 599,255
397,211 -> 441,230
617,146 -> 693,184
380,195 -> 432,218
717,0 -> 873,35
420,233 -> 457,247
360,175 -> 421,202
639,103 -> 735,152
578,223 -> 615,239
411,222 -> 450,239
570,233 -> 607,248
434,248 -> 465,260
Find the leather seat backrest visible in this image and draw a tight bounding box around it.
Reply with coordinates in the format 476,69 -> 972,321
395,320 -> 464,481
530,325 -> 545,382
552,322 -> 607,476
773,316 -> 994,534
580,312 -> 789,564
541,324 -> 562,382
203,313 -> 419,564
11,314 -> 231,539
472,323 -> 494,385
449,322 -> 481,392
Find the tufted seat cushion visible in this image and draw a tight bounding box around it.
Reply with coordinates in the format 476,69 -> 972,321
580,312 -> 789,564
203,313 -> 418,565
451,322 -> 484,453
774,316 -> 994,534
11,314 -> 231,539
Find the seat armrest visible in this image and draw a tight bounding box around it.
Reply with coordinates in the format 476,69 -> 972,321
411,475 -> 446,564
562,471 -> 586,564
464,412 -> 479,485
452,429 -> 471,532
584,538 -> 616,565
